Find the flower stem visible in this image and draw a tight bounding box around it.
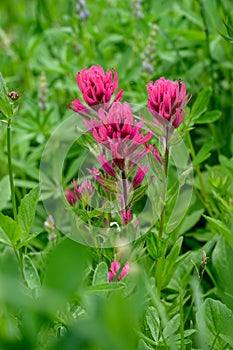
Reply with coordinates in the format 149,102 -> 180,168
158,129 -> 169,239
121,169 -> 128,210
156,128 -> 169,299
7,117 -> 17,221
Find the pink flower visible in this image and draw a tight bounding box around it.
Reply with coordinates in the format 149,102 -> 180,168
69,65 -> 124,112
98,154 -> 118,179
66,188 -> 77,205
65,179 -> 93,206
147,77 -> 191,128
86,102 -> 152,173
132,164 -> 149,188
120,208 -> 132,225
153,148 -> 162,164
108,261 -> 130,282
90,102 -> 152,145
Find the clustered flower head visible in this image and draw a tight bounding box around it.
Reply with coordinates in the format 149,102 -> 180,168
67,65 -> 190,227
147,77 -> 190,128
69,65 -> 123,113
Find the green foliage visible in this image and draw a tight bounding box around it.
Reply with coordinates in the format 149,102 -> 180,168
0,0 -> 233,348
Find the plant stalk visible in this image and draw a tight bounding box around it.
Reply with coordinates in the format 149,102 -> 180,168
157,127 -> 169,299
7,117 -> 17,221
158,129 -> 169,239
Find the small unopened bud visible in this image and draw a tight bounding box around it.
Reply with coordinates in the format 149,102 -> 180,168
8,91 -> 19,101
44,215 -> 55,233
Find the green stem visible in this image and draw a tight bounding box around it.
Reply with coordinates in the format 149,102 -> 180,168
187,132 -> 213,216
158,130 -> 169,239
157,128 -> 169,299
7,118 -> 17,221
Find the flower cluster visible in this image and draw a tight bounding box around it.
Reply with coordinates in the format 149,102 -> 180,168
108,261 -> 130,282
69,65 -> 123,114
66,179 -> 93,206
147,77 -> 190,128
67,65 -> 190,227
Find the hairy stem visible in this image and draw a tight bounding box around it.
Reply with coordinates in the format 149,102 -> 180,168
157,128 -> 169,299
7,118 -> 17,221
121,169 -> 128,210
158,129 -> 169,239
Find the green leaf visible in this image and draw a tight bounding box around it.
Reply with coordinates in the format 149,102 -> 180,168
131,183 -> 149,205
17,231 -> 42,249
179,209 -> 204,234
0,72 -> 13,118
194,110 -> 221,124
148,152 -> 164,182
146,306 -> 160,342
163,314 -> 180,339
137,340 -> 153,350
192,139 -> 212,166
87,282 -> 125,293
146,232 -> 161,260
23,255 -> 41,296
92,262 -> 108,285
161,237 -> 183,289
0,176 -> 11,210
0,212 -> 21,245
17,187 -> 40,240
212,238 -> 233,309
197,299 -> 233,348
191,88 -> 212,121
203,215 -> 233,247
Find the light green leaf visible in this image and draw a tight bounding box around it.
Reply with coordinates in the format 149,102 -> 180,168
203,215 -> 233,247
23,255 -> 41,296
17,186 -> 40,240
163,314 -> 180,339
137,340 -> 153,350
179,209 -> 204,234
191,88 -> 212,121
197,299 -> 233,348
192,139 -> 212,166
92,262 -> 108,285
194,110 -> 221,124
87,282 -> 125,293
146,306 -> 160,342
0,212 -> 21,245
